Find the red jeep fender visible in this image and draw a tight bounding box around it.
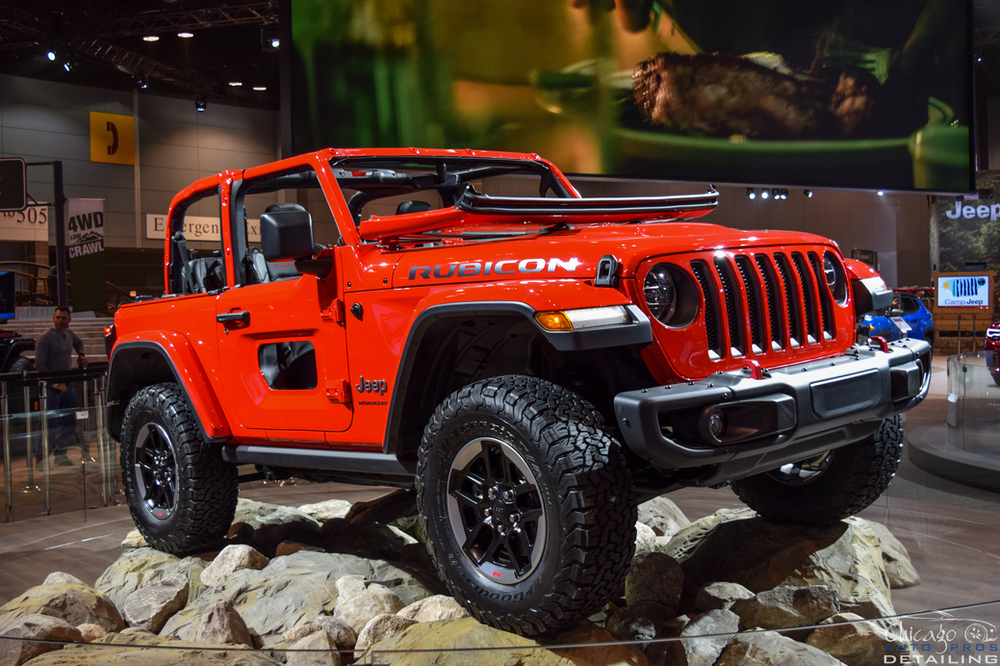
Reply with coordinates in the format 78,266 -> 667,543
107,331 -> 231,443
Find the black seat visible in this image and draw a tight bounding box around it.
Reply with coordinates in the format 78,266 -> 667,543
395,200 -> 432,215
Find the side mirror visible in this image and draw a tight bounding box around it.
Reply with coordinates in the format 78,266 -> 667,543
261,209 -> 314,262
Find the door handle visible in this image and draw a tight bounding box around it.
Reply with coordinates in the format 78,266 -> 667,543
217,310 -> 250,326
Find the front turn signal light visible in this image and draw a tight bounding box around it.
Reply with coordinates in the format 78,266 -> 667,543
535,311 -> 573,331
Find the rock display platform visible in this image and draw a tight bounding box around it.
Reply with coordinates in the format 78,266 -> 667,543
0,492 -> 922,665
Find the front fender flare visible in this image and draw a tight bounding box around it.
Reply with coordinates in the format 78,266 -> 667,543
107,333 -> 231,443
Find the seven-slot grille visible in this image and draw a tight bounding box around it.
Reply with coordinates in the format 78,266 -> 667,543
692,250 -> 837,360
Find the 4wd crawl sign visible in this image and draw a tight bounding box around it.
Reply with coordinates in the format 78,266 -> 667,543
67,198 -> 106,312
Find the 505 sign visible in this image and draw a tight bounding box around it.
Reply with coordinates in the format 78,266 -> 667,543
2,206 -> 48,226
0,205 -> 49,242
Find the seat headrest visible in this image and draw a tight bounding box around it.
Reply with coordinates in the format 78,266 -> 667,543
395,200 -> 433,215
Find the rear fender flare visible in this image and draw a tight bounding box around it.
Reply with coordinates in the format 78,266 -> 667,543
106,333 -> 230,443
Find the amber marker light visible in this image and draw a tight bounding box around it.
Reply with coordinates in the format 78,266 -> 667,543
535,306 -> 630,331
535,311 -> 573,331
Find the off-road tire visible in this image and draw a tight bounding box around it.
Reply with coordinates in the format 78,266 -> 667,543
416,375 -> 636,636
7,356 -> 31,374
120,383 -> 238,553
730,415 -> 903,525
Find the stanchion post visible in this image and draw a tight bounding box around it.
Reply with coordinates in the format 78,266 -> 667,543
39,380 -> 51,516
3,380 -> 11,523
23,383 -> 35,489
93,376 -> 110,507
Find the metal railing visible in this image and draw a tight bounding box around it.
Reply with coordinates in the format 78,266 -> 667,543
0,363 -> 117,522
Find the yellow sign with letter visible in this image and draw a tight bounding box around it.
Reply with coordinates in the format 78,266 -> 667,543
89,112 -> 135,165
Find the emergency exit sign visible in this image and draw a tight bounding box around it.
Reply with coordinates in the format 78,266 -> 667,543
0,158 -> 26,212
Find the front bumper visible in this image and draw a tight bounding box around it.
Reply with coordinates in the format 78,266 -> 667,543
613,337 -> 931,480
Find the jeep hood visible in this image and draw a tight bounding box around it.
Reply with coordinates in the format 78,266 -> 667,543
392,221 -> 840,287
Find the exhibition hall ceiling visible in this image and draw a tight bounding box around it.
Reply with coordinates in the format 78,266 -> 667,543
0,0 -> 281,109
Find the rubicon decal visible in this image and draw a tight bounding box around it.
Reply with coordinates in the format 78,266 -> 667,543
407,257 -> 581,280
356,376 -> 388,395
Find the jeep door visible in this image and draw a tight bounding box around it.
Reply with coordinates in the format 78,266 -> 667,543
213,174 -> 351,442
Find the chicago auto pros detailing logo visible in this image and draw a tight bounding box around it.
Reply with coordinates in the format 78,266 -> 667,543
407,257 -> 582,280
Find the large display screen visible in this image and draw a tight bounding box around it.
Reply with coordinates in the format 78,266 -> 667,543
288,0 -> 973,193
936,275 -> 992,309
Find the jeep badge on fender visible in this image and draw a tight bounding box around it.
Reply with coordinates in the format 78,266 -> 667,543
356,376 -> 387,394
106,147 -> 930,638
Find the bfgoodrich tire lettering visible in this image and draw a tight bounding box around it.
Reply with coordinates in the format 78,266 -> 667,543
730,415 -> 903,524
417,375 -> 636,636
120,383 -> 238,553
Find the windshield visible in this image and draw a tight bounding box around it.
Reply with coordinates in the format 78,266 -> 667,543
329,156 -> 571,225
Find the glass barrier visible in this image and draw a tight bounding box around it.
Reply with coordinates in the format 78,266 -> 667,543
0,363 -> 119,523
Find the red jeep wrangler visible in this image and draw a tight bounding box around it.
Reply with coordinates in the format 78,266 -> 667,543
106,148 -> 931,635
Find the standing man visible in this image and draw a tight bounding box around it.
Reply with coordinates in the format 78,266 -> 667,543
34,306 -> 88,467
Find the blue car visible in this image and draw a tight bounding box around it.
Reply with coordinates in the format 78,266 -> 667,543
857,291 -> 936,351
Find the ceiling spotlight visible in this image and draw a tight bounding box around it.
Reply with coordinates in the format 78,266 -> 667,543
46,50 -> 56,61
136,75 -> 148,89
877,190 -> 885,196
253,85 -> 267,92
261,25 -> 280,52
195,97 -> 207,112
177,32 -> 194,39
143,35 -> 160,42
746,187 -> 756,200
62,60 -> 73,72
804,190 -> 813,198
228,81 -> 243,87
761,189 -> 770,200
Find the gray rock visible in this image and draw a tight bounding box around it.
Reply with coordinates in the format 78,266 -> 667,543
122,574 -> 189,633
333,576 -> 404,633
397,595 -> 470,622
201,545 -> 271,586
160,551 -> 427,643
863,519 -> 921,589
0,613 -> 82,666
778,517 -> 896,621
234,498 -> 322,530
671,609 -> 740,666
95,547 -> 207,611
543,623 -> 650,666
343,489 -> 417,526
75,623 -> 106,642
195,600 -> 254,647
0,583 -> 124,633
625,551 -> 684,615
634,522 -> 658,558
731,585 -> 840,632
296,499 -> 353,523
694,581 -> 756,611
313,617 -> 358,649
286,629 -> 341,666
663,509 -> 900,621
638,496 -> 691,538
120,529 -> 148,550
355,614 -> 417,652
607,600 -> 681,643
717,631 -> 847,665
275,542 -> 323,557
607,600 -> 684,666
807,612 -> 904,666
43,572 -> 88,587
23,630 -> 285,665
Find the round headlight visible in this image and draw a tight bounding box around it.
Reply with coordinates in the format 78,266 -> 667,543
644,264 -> 677,323
823,255 -> 837,288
